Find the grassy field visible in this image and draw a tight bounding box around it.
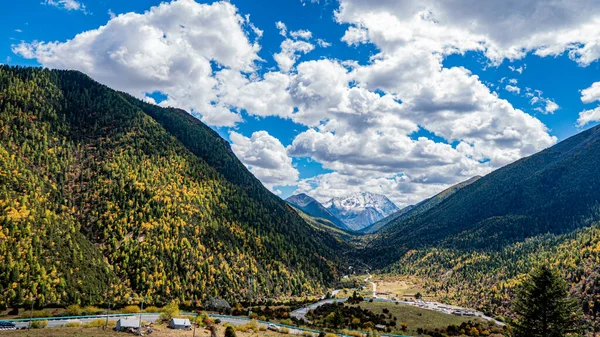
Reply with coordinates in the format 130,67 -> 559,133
372,276 -> 428,300
346,301 -> 493,336
0,324 -> 286,337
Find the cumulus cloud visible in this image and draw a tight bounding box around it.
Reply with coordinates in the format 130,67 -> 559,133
230,131 -> 299,191
577,107 -> 600,127
15,0 -> 261,127
581,81 -> 600,103
578,82 -> 600,126
16,0 -> 579,205
42,0 -> 87,13
505,85 -> 520,94
317,39 -> 332,48
274,39 -> 315,72
335,0 -> 600,66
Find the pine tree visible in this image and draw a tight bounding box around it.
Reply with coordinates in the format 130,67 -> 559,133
512,265 -> 579,337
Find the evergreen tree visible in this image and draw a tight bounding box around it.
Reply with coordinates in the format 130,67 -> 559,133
224,326 -> 236,337
512,265 -> 579,337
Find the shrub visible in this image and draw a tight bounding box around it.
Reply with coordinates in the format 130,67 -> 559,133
225,325 -> 237,337
280,327 -> 290,334
214,318 -> 222,324
30,320 -> 48,329
325,334 -> 337,337
83,306 -> 102,315
144,306 -> 162,313
121,305 -> 141,314
159,301 -> 179,322
280,318 -> 293,326
302,331 -> 314,337
85,319 -> 107,328
65,322 -> 81,327
66,304 -> 83,316
22,309 -> 51,318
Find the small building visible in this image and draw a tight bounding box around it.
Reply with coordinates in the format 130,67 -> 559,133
169,318 -> 191,330
116,318 -> 140,332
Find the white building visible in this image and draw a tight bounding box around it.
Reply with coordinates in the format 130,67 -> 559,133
116,318 -> 140,332
169,318 -> 191,330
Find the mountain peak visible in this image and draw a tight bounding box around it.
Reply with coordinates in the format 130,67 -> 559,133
324,192 -> 399,231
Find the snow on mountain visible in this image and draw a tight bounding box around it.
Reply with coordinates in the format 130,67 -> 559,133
323,192 -> 399,231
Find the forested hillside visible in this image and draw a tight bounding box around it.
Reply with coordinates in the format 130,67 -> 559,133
360,176 -> 480,234
0,66 -> 344,309
362,124 -> 600,320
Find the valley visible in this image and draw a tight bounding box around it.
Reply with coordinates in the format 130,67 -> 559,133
2,65 -> 600,336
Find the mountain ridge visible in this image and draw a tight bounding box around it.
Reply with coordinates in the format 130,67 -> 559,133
285,193 -> 350,231
324,192 -> 399,231
0,66 -> 343,308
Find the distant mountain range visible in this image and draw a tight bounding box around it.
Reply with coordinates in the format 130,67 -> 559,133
360,176 -> 481,234
285,193 -> 351,231
323,192 -> 399,231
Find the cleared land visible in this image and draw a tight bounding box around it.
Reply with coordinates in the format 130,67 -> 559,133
372,276 -> 427,300
346,301 -> 492,336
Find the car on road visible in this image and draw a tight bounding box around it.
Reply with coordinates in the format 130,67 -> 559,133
267,324 -> 280,332
0,321 -> 16,330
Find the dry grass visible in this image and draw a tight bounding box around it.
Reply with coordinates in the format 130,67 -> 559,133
373,275 -> 427,300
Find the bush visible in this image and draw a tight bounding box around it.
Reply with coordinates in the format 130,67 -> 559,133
214,319 -> 222,324
83,306 -> 102,315
159,301 -> 179,322
324,334 -> 337,337
85,319 -> 107,328
225,325 -> 237,337
235,320 -> 259,332
22,309 -> 51,318
66,304 -> 83,316
30,320 -> 48,329
144,306 -> 162,313
302,331 -> 314,337
280,327 -> 290,334
65,322 -> 82,327
121,305 -> 141,314
280,318 -> 293,326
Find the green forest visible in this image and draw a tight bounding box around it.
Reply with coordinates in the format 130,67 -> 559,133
0,66 -> 346,309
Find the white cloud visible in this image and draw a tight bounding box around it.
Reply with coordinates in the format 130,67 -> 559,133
577,107 -> 600,127
335,0 -> 600,66
578,82 -> 600,126
581,81 -> 600,103
274,39 -> 315,72
15,0 -> 261,127
544,100 -> 559,114
42,0 -> 87,13
525,88 -> 560,114
275,21 -> 287,36
15,29 -> 23,33
505,85 -> 520,94
107,9 -> 116,19
230,131 -> 299,191
317,39 -> 332,48
290,29 -> 312,40
509,65 -> 525,74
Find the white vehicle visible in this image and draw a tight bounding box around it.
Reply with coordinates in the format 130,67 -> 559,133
267,324 -> 280,332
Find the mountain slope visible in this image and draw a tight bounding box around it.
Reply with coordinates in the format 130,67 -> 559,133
360,176 -> 481,234
361,125 -> 600,318
369,124 -> 600,264
0,66 -> 343,308
286,194 -> 350,231
324,192 -> 399,231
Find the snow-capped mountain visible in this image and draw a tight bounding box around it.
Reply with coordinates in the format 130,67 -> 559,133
323,192 -> 399,231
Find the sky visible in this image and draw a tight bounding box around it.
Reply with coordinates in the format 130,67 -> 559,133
3,0 -> 600,207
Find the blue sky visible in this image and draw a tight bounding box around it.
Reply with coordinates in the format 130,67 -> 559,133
3,0 -> 600,205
